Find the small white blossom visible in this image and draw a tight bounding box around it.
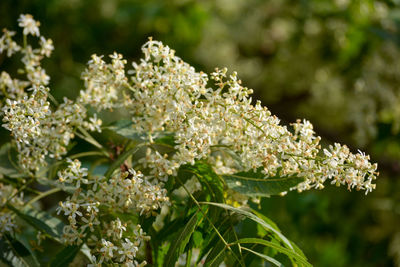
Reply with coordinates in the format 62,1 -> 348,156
18,14 -> 40,36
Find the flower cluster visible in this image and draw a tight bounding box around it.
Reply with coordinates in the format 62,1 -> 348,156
79,53 -> 127,111
0,183 -> 24,237
57,159 -> 169,265
0,14 -> 101,172
2,86 -> 100,171
79,39 -> 377,194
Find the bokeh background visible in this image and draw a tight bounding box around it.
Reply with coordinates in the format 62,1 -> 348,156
1,0 -> 400,266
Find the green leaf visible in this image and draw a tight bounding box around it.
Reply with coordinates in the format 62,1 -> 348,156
230,238 -> 311,267
196,216 -> 231,265
180,161 -> 224,202
201,202 -> 294,251
203,229 -> 232,267
50,245 -> 81,267
104,146 -> 139,178
0,234 -> 40,267
163,212 -> 201,267
8,205 -> 63,241
0,143 -> 23,178
241,247 -> 283,267
222,170 -> 304,196
251,209 -> 280,232
108,119 -> 175,145
204,238 -> 226,267
36,177 -> 75,194
107,119 -> 147,141
192,231 -> 203,248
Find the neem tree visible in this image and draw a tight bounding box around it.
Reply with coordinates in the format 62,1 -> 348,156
0,15 -> 378,266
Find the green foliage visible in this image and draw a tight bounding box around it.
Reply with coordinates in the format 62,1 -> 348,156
223,169 -> 304,197
50,245 -> 82,267
163,212 -> 201,267
1,1 -> 399,265
0,235 -> 40,267
7,206 -> 63,241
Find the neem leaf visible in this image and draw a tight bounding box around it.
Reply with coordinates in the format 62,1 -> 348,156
107,119 -> 175,145
163,212 -> 201,267
180,162 -> 224,202
0,234 -> 40,267
223,170 -> 304,196
0,143 -> 23,178
201,202 -> 294,251
241,247 -> 283,267
50,245 -> 81,267
230,238 -> 311,267
8,205 -> 63,241
107,119 -> 147,142
203,228 -> 233,267
104,146 -> 139,178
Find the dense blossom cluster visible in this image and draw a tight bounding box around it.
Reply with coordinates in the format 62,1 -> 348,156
80,39 -> 378,194
79,53 -> 127,111
57,159 -> 168,265
0,14 -> 101,171
0,13 -> 380,267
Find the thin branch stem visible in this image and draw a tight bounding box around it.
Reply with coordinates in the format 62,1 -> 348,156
176,176 -> 245,267
26,187 -> 61,206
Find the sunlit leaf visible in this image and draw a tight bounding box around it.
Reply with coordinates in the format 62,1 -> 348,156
201,202 -> 294,250
241,247 -> 283,267
223,170 -> 304,196
231,238 -> 311,266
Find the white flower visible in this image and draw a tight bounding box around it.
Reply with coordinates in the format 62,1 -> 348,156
18,14 -> 40,36
118,238 -> 139,262
100,239 -> 117,259
0,29 -> 21,57
39,37 -> 54,57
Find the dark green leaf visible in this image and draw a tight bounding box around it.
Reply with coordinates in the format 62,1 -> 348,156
104,146 -> 139,178
7,205 -> 63,241
223,170 -> 304,196
241,247 -> 283,267
231,238 -> 311,267
0,143 -> 23,178
204,237 -> 226,267
180,162 -> 224,202
0,234 -> 40,267
201,202 -> 294,251
50,245 -> 81,267
203,228 -> 233,267
196,216 -> 232,265
163,212 -> 201,267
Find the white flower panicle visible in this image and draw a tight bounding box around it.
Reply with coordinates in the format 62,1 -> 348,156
0,14 -> 101,171
0,14 -> 380,267
57,159 -> 167,265
79,39 -> 377,194
2,86 -> 100,171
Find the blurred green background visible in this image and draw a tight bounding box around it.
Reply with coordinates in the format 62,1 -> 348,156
1,0 -> 400,266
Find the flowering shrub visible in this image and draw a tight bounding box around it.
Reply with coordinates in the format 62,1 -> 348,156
0,14 -> 378,266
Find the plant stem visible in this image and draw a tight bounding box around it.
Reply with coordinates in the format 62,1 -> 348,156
26,187 -> 61,206
176,176 -> 245,267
